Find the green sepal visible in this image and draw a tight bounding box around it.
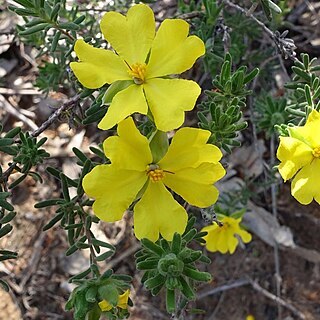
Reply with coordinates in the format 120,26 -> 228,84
102,80 -> 133,104
149,130 -> 169,163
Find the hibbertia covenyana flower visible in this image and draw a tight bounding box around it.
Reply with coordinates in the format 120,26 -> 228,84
70,4 -> 205,132
277,109 -> 320,205
201,216 -> 252,254
83,117 -> 225,242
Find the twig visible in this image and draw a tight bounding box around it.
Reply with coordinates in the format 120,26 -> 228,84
249,279 -> 306,320
0,94 -> 38,131
197,278 -> 250,299
197,277 -> 306,319
222,0 -> 297,61
31,94 -> 80,138
0,88 -> 41,95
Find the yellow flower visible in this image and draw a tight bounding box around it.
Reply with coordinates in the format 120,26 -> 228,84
98,289 -> 130,312
70,4 -> 205,132
83,117 -> 225,242
277,109 -> 320,204
201,216 -> 252,254
246,315 -> 255,320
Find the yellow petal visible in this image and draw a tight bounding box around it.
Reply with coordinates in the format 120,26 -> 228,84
277,136 -> 313,181
237,228 -> 252,244
144,78 -> 201,131
201,224 -> 219,252
134,182 -> 188,241
291,158 -> 320,205
98,84 -> 148,130
70,40 -> 130,89
163,163 -> 225,207
103,117 -> 152,171
146,19 -> 205,78
158,127 -> 222,171
117,290 -> 130,309
226,228 -> 238,254
98,300 -> 113,312
289,109 -> 320,148
100,4 -> 155,65
83,165 -> 147,221
216,229 -> 228,254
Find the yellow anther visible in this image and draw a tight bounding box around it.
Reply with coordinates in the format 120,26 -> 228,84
128,63 -> 147,84
146,164 -> 165,182
313,146 -> 320,158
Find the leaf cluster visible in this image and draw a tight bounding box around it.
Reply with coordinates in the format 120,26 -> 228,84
284,54 -> 320,121
198,53 -> 259,152
35,147 -> 115,261
136,217 -> 211,314
66,268 -> 132,320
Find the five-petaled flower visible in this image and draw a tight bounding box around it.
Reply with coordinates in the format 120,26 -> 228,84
277,109 -> 320,204
98,289 -> 130,312
201,216 -> 252,254
70,4 -> 205,132
83,117 -> 225,242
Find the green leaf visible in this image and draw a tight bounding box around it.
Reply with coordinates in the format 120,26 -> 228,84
292,66 -> 311,82
0,224 -> 13,238
73,15 -> 86,24
60,173 -> 71,202
35,199 -> 63,208
179,276 -> 195,300
8,174 -> 27,189
166,289 -> 175,313
82,108 -> 107,125
0,199 -> 14,212
243,68 -> 259,84
96,250 -> 114,261
267,0 -> 282,14
0,211 -> 16,224
42,211 -> 64,230
69,267 -> 91,282
91,239 -> 115,251
10,7 -> 38,16
171,233 -> 181,255
0,279 -> 10,292
4,127 -> 21,138
50,3 -> 61,21
58,22 -> 80,30
141,238 -> 165,256
0,138 -> 13,147
304,84 -> 313,107
144,274 -> 165,290
137,259 -> 158,270
98,285 -> 118,307
85,286 -> 98,303
183,266 -> 212,282
19,23 -> 49,35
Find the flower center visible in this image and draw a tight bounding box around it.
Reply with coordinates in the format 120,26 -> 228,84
312,146 -> 320,158
128,63 -> 146,84
146,164 -> 165,182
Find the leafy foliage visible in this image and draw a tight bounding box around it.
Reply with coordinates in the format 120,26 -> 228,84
198,53 -> 259,152
66,268 -> 132,320
136,217 -> 211,314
